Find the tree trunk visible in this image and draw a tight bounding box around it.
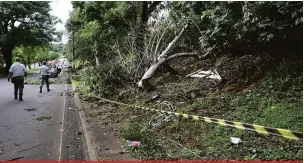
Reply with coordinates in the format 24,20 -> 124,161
138,53 -> 198,89
157,23 -> 189,60
95,55 -> 100,68
94,42 -> 100,69
1,46 -> 14,73
27,58 -> 31,69
137,22 -> 190,89
136,1 -> 161,67
136,1 -> 149,66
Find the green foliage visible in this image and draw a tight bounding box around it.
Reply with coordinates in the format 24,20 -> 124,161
198,1 -> 303,56
262,148 -> 303,160
0,1 -> 59,70
51,44 -> 63,53
66,2 -> 303,160
181,149 -> 202,159
0,2 -> 58,46
13,45 -> 59,67
35,47 -> 59,63
13,46 -> 36,67
120,121 -> 149,142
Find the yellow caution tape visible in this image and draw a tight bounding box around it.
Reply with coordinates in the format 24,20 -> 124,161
94,96 -> 302,140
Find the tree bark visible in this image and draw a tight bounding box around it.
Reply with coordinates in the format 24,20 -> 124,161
141,1 -> 149,23
27,56 -> 32,69
95,55 -> 100,69
157,23 -> 189,60
136,1 -> 149,65
138,53 -> 198,89
93,42 -> 100,69
136,1 -> 162,66
1,45 -> 14,73
137,22 -> 190,89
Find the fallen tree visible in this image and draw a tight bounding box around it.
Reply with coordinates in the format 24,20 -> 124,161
137,21 -> 210,90
137,18 -> 218,90
138,52 -> 199,89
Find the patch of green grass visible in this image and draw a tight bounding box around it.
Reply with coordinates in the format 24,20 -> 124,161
255,103 -> 302,132
181,149 -> 202,159
25,79 -> 40,85
71,79 -> 79,90
262,148 -> 303,160
27,68 -> 39,72
24,108 -> 37,112
120,121 -> 149,142
36,116 -> 52,121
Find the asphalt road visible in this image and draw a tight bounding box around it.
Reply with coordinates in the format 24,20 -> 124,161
0,72 -> 85,161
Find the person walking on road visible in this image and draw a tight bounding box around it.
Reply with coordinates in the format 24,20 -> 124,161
39,61 -> 51,93
7,57 -> 27,101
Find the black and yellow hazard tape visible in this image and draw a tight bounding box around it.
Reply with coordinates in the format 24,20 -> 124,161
97,97 -> 302,140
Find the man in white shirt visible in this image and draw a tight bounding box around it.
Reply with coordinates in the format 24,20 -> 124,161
39,61 -> 51,93
7,57 -> 27,101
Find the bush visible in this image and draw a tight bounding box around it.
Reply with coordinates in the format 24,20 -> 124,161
199,1 -> 303,58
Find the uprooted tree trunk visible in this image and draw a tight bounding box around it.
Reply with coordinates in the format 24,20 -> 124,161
137,22 -> 198,89
138,52 -> 199,89
137,20 -> 218,90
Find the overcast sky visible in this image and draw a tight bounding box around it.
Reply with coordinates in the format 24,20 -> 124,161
50,1 -> 73,44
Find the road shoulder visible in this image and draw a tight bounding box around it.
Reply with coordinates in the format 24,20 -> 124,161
60,84 -> 86,160
71,81 -> 135,160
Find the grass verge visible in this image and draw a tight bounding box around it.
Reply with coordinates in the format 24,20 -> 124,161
74,59 -> 303,160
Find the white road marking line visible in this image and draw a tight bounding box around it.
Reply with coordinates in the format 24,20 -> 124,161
58,84 -> 67,161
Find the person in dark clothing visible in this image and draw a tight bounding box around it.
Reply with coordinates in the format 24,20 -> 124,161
7,57 -> 27,101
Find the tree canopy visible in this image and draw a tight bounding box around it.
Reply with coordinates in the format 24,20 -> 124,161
65,1 -> 302,94
0,1 -> 59,71
13,45 -> 59,68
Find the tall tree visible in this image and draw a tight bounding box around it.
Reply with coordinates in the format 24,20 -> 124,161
0,2 -> 58,72
56,30 -> 63,53
136,1 -> 162,64
67,1 -> 133,67
14,46 -> 36,69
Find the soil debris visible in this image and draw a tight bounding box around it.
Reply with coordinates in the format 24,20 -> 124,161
36,116 -> 52,121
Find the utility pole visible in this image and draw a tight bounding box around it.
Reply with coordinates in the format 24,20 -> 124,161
72,30 -> 75,69
72,31 -> 74,61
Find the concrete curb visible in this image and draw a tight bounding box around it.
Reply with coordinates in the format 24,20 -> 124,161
71,82 -> 98,161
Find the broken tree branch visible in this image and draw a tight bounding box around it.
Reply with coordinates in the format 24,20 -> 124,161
138,22 -> 192,89
19,144 -> 40,153
154,20 -> 175,57
167,52 -> 198,60
138,52 -> 197,89
157,23 -> 189,60
142,52 -> 198,80
8,156 -> 25,161
185,68 -> 204,78
200,44 -> 216,59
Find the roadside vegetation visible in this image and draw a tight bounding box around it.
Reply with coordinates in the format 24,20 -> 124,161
68,1 -> 303,160
0,1 -> 302,160
0,2 -> 66,75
